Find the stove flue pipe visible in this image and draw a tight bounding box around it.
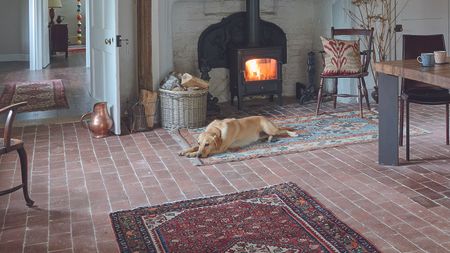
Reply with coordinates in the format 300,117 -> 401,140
246,0 -> 261,47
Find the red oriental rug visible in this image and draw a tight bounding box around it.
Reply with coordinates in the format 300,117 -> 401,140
0,79 -> 69,112
68,45 -> 86,53
110,183 -> 379,253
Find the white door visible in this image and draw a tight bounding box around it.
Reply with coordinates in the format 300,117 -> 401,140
89,0 -> 121,135
396,0 -> 449,59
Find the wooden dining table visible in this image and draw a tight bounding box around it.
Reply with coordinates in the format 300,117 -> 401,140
375,57 -> 450,166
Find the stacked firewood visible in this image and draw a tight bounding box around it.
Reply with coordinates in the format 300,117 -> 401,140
160,72 -> 209,91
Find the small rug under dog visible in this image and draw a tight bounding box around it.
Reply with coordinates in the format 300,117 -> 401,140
0,79 -> 69,112
176,110 -> 429,165
110,182 -> 380,253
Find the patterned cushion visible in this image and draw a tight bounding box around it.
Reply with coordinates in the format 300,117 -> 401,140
321,37 -> 362,76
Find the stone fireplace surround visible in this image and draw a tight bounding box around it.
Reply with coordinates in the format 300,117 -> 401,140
151,0 -> 360,103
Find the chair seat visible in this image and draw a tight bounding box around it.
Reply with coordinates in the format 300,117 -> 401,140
405,83 -> 450,103
0,138 -> 24,154
320,72 -> 369,78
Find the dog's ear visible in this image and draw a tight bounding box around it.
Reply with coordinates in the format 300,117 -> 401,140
213,134 -> 222,149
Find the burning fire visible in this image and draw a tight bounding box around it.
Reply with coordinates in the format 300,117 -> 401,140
244,58 -> 278,82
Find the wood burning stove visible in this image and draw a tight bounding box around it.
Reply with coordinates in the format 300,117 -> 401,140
198,0 -> 287,110
230,47 -> 284,109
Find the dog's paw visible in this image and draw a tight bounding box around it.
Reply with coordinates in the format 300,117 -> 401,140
186,152 -> 198,158
178,151 -> 185,156
287,131 -> 298,137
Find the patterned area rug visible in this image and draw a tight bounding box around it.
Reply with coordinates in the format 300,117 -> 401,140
176,110 -> 428,165
68,45 -> 86,53
110,183 -> 379,253
0,79 -> 69,112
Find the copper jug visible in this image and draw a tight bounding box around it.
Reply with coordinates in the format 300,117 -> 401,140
80,102 -> 113,138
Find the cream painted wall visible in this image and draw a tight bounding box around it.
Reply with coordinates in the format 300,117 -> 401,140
0,0 -> 29,61
53,0 -> 87,45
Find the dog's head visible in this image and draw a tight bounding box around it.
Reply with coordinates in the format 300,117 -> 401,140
197,132 -> 221,158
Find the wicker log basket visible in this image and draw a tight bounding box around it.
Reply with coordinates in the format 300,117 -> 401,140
159,88 -> 208,130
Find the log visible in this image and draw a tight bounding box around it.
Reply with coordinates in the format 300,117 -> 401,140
181,73 -> 209,90
139,89 -> 158,128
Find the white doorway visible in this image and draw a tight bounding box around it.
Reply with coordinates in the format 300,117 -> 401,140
29,0 -> 91,70
28,0 -> 138,135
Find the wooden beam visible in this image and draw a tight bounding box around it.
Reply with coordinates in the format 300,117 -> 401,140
137,0 -> 153,90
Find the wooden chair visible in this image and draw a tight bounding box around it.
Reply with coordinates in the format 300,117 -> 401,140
316,27 -> 374,118
0,102 -> 34,207
400,34 -> 450,161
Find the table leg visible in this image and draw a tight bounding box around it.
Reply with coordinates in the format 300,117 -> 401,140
378,73 -> 399,166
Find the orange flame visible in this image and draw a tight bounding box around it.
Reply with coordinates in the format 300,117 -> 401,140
244,58 -> 278,82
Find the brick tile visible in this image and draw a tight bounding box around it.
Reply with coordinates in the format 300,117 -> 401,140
97,241 -> 120,253
24,227 -> 48,246
23,243 -> 48,253
49,219 -> 71,235
48,232 -> 72,252
94,225 -> 116,242
410,195 -> 439,208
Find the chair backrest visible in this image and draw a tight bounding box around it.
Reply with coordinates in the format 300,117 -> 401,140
403,34 -> 446,91
0,102 -> 26,151
331,27 -> 374,73
403,34 -> 446,60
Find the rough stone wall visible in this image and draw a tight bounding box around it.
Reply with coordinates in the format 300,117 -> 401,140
172,0 -> 317,102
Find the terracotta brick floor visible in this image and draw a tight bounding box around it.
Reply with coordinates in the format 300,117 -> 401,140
1,100 -> 450,253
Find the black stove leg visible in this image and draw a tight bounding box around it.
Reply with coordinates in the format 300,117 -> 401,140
237,96 -> 243,110
277,93 -> 283,106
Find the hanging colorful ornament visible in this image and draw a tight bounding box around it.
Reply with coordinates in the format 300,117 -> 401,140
76,0 -> 83,45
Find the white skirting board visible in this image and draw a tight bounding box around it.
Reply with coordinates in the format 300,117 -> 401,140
0,54 -> 29,62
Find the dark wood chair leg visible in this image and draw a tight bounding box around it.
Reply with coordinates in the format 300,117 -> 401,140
357,78 -> 364,118
361,78 -> 371,111
316,78 -> 324,116
446,103 -> 449,145
406,101 -> 410,161
333,78 -> 338,109
399,98 -> 404,146
18,147 -> 34,207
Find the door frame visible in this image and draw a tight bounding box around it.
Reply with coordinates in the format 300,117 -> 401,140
29,0 -> 49,70
29,0 -> 91,70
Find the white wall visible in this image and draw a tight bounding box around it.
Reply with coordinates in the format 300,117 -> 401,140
0,0 -> 29,61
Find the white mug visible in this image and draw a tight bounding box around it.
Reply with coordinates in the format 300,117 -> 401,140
434,51 -> 447,64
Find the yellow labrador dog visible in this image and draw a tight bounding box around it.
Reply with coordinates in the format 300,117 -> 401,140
179,116 -> 297,158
